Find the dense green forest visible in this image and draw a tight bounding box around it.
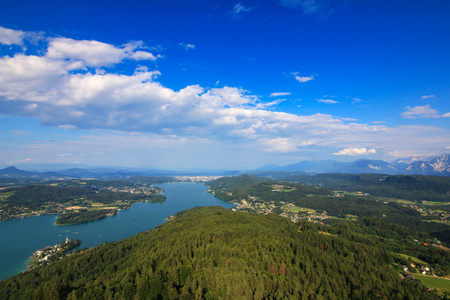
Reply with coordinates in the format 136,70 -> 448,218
0,206 -> 440,299
55,209 -> 118,225
2,185 -> 95,209
0,178 -> 42,187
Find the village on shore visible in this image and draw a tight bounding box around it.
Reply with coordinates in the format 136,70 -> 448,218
28,237 -> 81,269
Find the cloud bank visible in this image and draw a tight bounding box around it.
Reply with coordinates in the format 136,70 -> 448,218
402,105 -> 449,119
0,27 -> 382,146
1,27 -> 449,167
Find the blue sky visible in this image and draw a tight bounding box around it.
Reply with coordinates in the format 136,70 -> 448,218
0,0 -> 449,170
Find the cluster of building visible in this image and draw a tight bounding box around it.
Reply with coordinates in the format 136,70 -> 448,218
270,184 -> 296,192
402,202 -> 450,223
402,263 -> 433,276
174,176 -> 223,182
232,198 -> 330,224
0,206 -> 56,222
99,185 -> 162,195
29,237 -> 80,268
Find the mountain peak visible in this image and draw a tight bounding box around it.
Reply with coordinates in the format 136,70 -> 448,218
257,154 -> 450,176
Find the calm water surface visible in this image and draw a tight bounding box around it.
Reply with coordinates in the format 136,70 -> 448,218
0,182 -> 233,280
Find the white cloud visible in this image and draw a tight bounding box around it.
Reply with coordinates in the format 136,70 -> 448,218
442,112 -> 450,118
179,43 -> 195,50
317,99 -> 338,104
421,95 -> 434,99
230,3 -> 254,19
0,27 -> 25,45
46,37 -> 158,68
47,38 -> 125,67
293,72 -> 315,83
255,99 -> 285,109
401,105 -> 441,119
269,92 -> 291,97
129,51 -> 158,61
0,54 -> 66,81
334,147 -> 376,156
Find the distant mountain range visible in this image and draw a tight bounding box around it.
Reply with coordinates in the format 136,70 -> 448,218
0,166 -> 69,180
1,154 -> 449,180
256,154 -> 450,176
0,166 -> 238,180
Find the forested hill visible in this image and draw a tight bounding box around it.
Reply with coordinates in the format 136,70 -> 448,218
282,173 -> 450,202
206,174 -> 266,189
0,206 -> 438,299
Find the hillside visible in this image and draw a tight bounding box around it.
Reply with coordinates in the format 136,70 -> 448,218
281,173 -> 450,202
205,175 -> 450,277
0,206 -> 439,299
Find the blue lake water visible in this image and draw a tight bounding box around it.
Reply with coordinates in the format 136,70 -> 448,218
0,182 -> 234,281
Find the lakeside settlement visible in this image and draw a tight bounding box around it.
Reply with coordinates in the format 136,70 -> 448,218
28,238 -> 81,269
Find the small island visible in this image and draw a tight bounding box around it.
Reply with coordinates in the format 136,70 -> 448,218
28,237 -> 81,269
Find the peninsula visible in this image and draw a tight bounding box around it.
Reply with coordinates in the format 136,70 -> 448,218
0,176 -> 170,224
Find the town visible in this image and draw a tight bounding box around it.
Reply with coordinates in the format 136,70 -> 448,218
215,183 -> 333,223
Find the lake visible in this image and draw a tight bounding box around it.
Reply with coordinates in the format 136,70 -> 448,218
0,182 -> 234,281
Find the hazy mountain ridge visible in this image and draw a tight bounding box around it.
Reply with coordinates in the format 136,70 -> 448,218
258,154 -> 450,176
0,167 -> 70,180
1,154 -> 449,180
0,166 -> 238,180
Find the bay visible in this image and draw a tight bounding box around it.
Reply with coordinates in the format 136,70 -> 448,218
0,182 -> 233,281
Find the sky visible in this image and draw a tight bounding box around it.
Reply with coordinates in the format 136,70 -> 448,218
0,0 -> 449,170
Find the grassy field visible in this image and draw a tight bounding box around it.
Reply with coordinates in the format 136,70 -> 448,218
288,207 -> 315,214
424,219 -> 450,226
423,201 -> 450,206
364,195 -> 416,205
414,274 -> 450,293
396,253 -> 428,265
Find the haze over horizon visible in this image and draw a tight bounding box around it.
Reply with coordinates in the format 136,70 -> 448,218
1,0 -> 449,170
